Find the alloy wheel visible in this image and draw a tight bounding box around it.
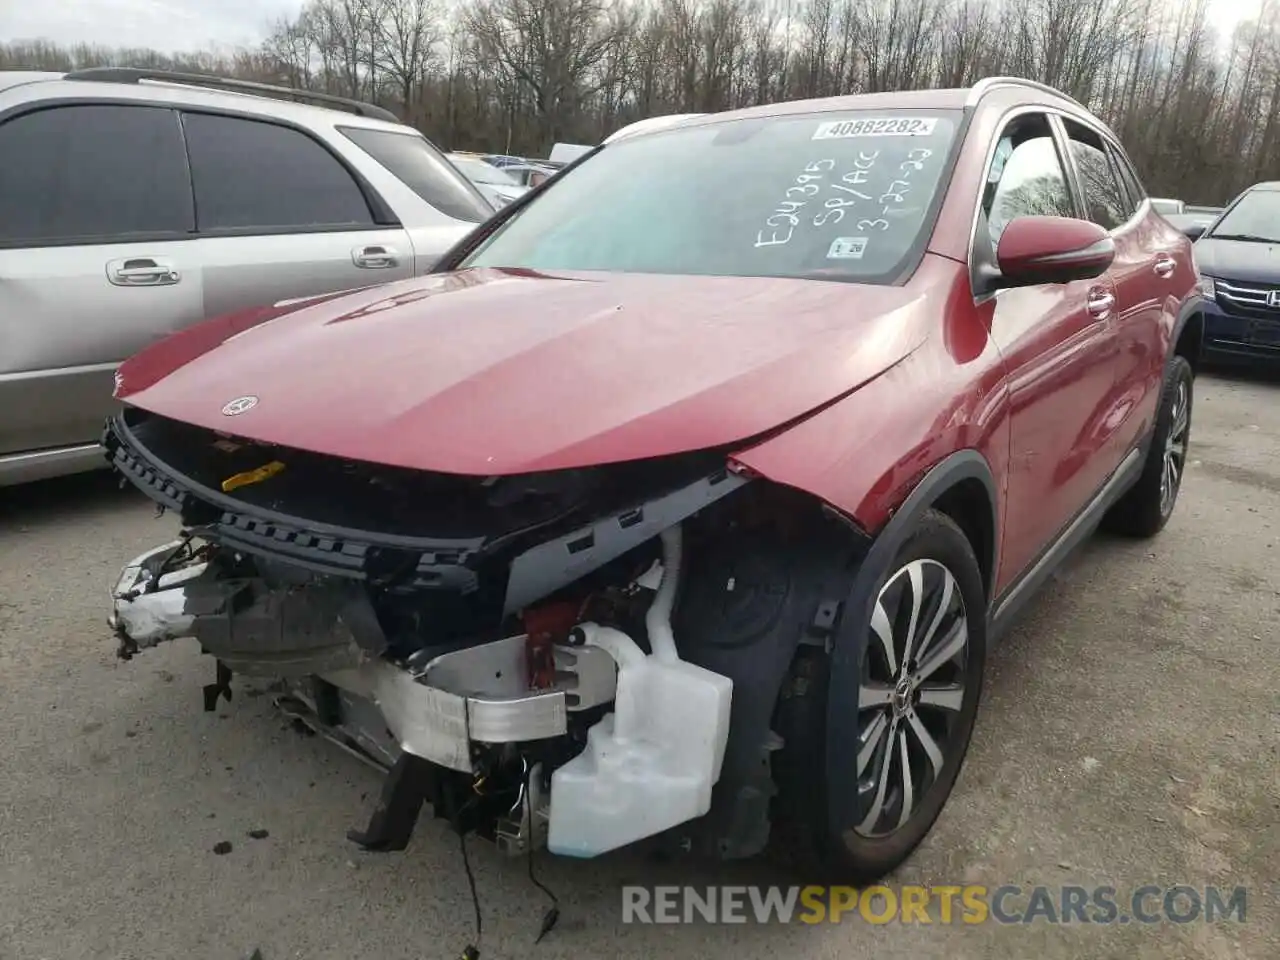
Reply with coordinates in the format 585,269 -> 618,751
854,558 -> 969,838
1161,379 -> 1189,516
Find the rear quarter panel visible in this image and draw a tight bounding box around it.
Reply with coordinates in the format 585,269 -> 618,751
322,123 -> 488,269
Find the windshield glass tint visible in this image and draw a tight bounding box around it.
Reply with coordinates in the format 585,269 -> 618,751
1210,189 -> 1280,242
463,110 -> 960,281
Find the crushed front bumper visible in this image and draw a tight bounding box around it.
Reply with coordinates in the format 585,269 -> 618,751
108,540 -> 617,773
109,535 -> 734,859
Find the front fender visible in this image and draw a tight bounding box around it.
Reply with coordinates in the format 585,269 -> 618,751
729,332 -> 1012,848
729,340 -> 1008,549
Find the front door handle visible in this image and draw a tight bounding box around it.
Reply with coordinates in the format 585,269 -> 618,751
1086,288 -> 1115,320
1154,254 -> 1176,278
106,257 -> 180,286
352,244 -> 400,269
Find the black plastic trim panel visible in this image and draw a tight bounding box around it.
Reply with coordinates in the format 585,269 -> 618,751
103,415 -> 486,588
103,414 -> 749,604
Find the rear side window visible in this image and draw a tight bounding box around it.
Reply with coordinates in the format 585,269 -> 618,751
339,126 -> 492,224
1063,121 -> 1130,230
1108,144 -> 1147,210
982,113 -> 1074,248
0,104 -> 192,244
182,112 -> 375,232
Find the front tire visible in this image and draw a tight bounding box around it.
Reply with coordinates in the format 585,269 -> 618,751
1104,355 -> 1193,538
774,509 -> 986,883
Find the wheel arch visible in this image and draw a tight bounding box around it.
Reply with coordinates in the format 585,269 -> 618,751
821,448 -> 998,842
921,466 -> 998,603
1172,300 -> 1205,375
878,450 -> 1000,602
669,452 -> 999,859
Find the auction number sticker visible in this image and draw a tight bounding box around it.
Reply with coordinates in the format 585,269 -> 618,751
813,117 -> 937,139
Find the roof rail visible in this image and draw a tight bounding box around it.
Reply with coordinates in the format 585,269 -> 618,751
604,113 -> 707,145
62,67 -> 401,123
965,76 -> 1084,110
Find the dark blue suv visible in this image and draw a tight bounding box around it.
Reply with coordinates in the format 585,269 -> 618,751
1186,182 -> 1280,363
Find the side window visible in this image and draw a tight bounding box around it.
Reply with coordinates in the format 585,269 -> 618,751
1107,142 -> 1147,213
182,113 -> 376,232
1063,121 -> 1129,230
982,113 -> 1074,248
0,104 -> 192,244
338,126 -> 491,224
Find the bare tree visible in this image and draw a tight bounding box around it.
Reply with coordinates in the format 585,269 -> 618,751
465,0 -> 630,147
379,0 -> 443,118
10,0 -> 1280,202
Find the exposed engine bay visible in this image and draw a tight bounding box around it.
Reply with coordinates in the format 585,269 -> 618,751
103,407 -> 868,862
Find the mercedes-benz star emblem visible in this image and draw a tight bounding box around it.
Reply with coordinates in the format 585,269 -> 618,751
220,395 -> 259,416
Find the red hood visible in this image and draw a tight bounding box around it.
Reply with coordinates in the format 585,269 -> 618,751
116,265 -> 940,474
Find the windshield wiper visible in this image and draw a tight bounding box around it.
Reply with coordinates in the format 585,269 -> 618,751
1210,233 -> 1278,243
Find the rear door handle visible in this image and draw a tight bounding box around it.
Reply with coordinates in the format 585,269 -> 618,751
1086,288 -> 1115,320
106,257 -> 180,286
1154,255 -> 1176,278
352,244 -> 400,269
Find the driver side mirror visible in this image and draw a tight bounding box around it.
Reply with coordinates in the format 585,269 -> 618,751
991,216 -> 1115,289
1181,222 -> 1207,241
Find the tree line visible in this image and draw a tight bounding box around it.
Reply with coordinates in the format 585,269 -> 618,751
3,0 -> 1279,204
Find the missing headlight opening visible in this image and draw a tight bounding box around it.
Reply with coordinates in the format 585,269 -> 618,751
103,406 -> 868,874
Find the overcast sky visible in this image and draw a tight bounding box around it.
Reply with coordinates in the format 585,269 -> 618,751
0,0 -> 1264,55
0,0 -> 307,53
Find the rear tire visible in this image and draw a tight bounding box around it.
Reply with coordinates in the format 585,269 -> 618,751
1103,355 -> 1193,538
773,509 -> 986,884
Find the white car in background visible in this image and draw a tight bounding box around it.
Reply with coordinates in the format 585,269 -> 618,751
446,152 -> 528,207
493,161 -> 556,188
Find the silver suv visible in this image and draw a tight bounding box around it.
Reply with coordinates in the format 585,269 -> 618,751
0,68 -> 494,486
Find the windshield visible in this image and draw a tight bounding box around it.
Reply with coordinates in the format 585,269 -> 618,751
450,156 -> 520,188
1209,189 -> 1280,243
462,110 -> 961,282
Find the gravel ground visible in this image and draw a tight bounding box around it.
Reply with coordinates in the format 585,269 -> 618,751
0,371 -> 1276,960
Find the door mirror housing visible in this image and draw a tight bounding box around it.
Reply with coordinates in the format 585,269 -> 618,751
990,216 -> 1115,289
1182,221 -> 1207,240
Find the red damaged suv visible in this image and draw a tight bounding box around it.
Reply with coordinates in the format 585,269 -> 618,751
105,76 -> 1202,883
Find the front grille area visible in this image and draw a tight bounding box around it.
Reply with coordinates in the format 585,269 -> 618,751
102,415 -> 485,590
1215,278 -> 1280,320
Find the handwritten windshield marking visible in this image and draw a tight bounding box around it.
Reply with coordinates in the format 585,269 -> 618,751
814,150 -> 880,227
756,159 -> 836,246
755,142 -> 943,249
